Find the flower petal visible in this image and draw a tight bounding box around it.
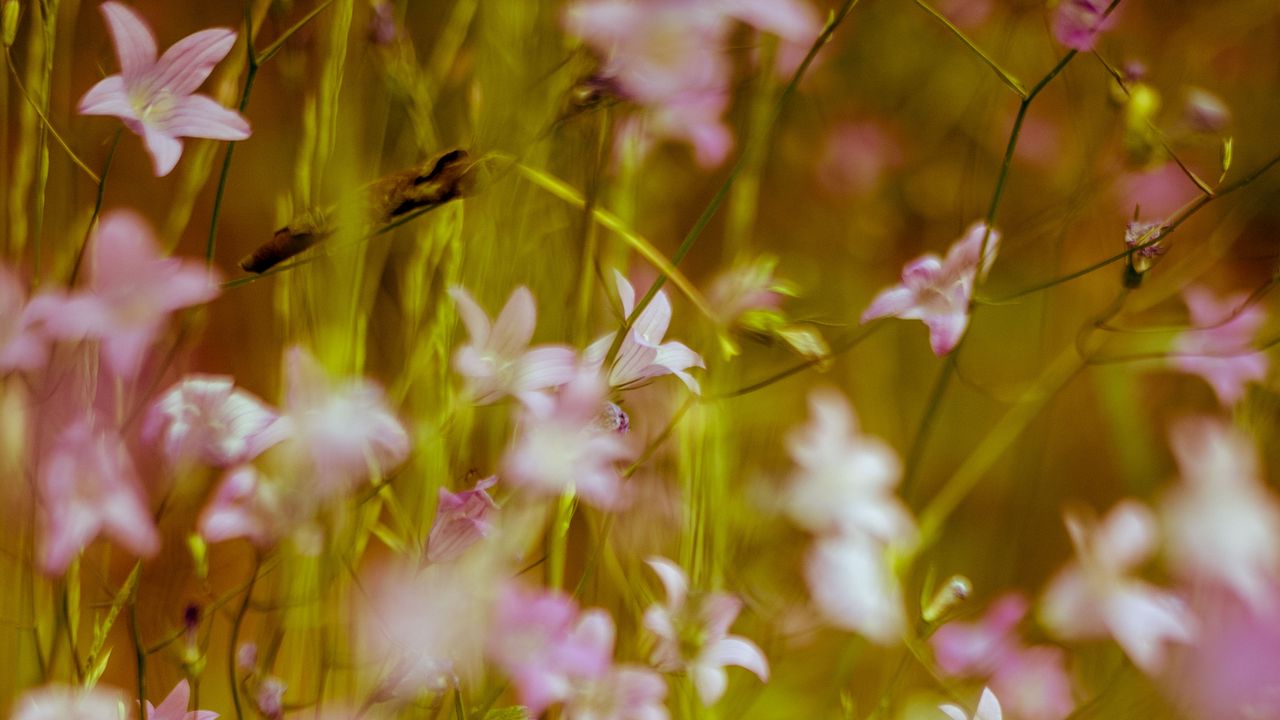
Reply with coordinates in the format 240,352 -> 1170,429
142,126 -> 184,176
448,287 -> 491,346
100,1 -> 158,81
691,664 -> 728,706
77,75 -> 136,118
704,636 -> 769,681
646,557 -> 688,609
161,94 -> 251,141
490,286 -> 537,358
149,28 -> 237,96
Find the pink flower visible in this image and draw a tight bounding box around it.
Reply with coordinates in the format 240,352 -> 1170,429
1163,417 -> 1280,614
931,594 -> 1028,677
38,416 -> 159,575
145,679 -> 217,720
562,610 -> 670,720
31,209 -> 220,377
449,286 -> 578,409
1038,501 -> 1196,674
804,534 -> 906,645
1171,286 -> 1269,406
585,271 -> 704,393
12,683 -> 128,720
860,222 -> 1000,356
78,1 -> 250,176
488,583 -> 612,714
988,646 -> 1074,720
0,264 -> 49,372
275,347 -> 410,499
816,121 -> 903,198
784,388 -> 913,543
143,375 -> 284,468
940,687 -> 1003,720
198,466 -> 286,548
643,558 -> 769,706
502,367 -> 631,508
1052,0 -> 1113,52
426,476 -> 499,563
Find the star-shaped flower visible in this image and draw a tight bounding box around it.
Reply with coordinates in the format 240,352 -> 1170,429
585,271 -> 704,394
143,374 -> 284,468
78,1 -> 251,176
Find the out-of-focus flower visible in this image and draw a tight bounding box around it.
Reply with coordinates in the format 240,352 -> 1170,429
1183,87 -> 1231,134
1119,163 -> 1198,221
77,1 -> 250,176
593,401 -> 631,435
860,222 -> 1000,356
643,557 -> 769,706
449,286 -> 578,409
0,264 -> 49,372
369,1 -> 400,45
940,687 -> 1002,720
1170,286 -> 1269,407
931,594 -> 1028,677
502,367 -> 630,508
426,476 -> 499,563
562,609 -> 670,720
488,583 -> 612,714
143,375 -> 283,468
255,678 -> 285,720
11,683 -> 127,720
1163,417 -> 1280,614
705,255 -> 787,329
198,465 -> 286,548
816,121 -> 903,198
585,271 -> 704,394
39,417 -> 159,575
145,679 -> 217,720
1052,0 -> 1113,52
934,0 -> 993,30
989,646 -> 1074,720
275,347 -> 410,498
1039,501 -> 1196,674
30,209 -> 220,377
784,388 -> 913,543
805,534 -> 905,645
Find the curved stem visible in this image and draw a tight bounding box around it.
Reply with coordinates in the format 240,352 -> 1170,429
2,47 -> 99,183
229,557 -> 261,720
68,129 -> 122,286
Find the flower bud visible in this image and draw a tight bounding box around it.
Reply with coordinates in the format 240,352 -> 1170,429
922,575 -> 973,625
2,0 -> 20,48
1124,220 -> 1167,287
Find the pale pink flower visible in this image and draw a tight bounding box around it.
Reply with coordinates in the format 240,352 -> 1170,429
502,367 -> 631,508
931,594 -> 1028,677
816,121 -> 903,198
705,256 -> 787,328
255,678 -> 285,720
39,416 -> 159,574
1171,286 -> 1269,406
1051,0 -> 1113,52
198,465 -> 287,548
145,679 -> 217,720
449,286 -> 578,409
643,557 -> 769,706
30,209 -> 220,377
1039,501 -> 1196,674
804,534 -> 906,645
11,683 -> 127,720
426,476 -> 499,563
585,271 -> 704,393
488,583 -> 612,714
561,609 -> 670,720
143,375 -> 283,468
0,264 -> 50,372
940,687 -> 1002,720
1163,417 -> 1280,614
785,388 -> 913,543
988,646 -> 1074,720
78,1 -> 250,176
275,347 -> 410,498
1119,163 -> 1199,221
860,222 -> 1001,356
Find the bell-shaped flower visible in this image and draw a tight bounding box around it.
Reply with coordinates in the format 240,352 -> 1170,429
198,466 -> 288,549
585,271 -> 704,394
861,222 -> 1000,356
1052,0 -> 1113,52
0,264 -> 49,372
30,209 -> 220,377
784,388 -> 913,543
940,687 -> 1003,720
38,416 -> 160,574
1170,286 -> 1269,406
502,367 -> 631,508
805,534 -> 906,645
143,374 -> 284,468
642,557 -> 769,706
145,679 -> 217,720
562,610 -> 670,720
449,286 -> 578,409
426,476 -> 499,563
1162,416 -> 1280,615
78,1 -> 251,176
1038,501 -> 1196,674
12,684 -> 129,720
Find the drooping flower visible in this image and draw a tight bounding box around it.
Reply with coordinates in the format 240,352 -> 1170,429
143,375 -> 284,468
1052,0 -> 1113,52
0,264 -> 50,372
426,476 -> 499,563
1162,416 -> 1280,615
449,286 -> 578,409
804,534 -> 906,645
585,271 -> 704,394
940,687 -> 1003,720
561,609 -> 670,720
860,222 -> 1001,356
784,388 -> 913,543
30,209 -> 220,377
642,557 -> 769,706
11,683 -> 128,720
145,679 -> 217,720
78,1 -> 251,176
1170,286 -> 1269,407
38,416 -> 160,575
502,367 -> 631,508
1039,501 -> 1196,674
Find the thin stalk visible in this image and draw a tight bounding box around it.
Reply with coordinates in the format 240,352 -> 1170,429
130,587 -> 147,713
229,557 -> 261,720
68,128 -> 122,286
910,0 -> 1026,98
2,47 -> 99,183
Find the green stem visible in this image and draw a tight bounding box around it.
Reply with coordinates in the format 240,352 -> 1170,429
229,557 -> 261,720
2,47 -> 99,183
902,356 -> 956,499
130,586 -> 147,713
910,0 -> 1026,98
68,128 -> 121,286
